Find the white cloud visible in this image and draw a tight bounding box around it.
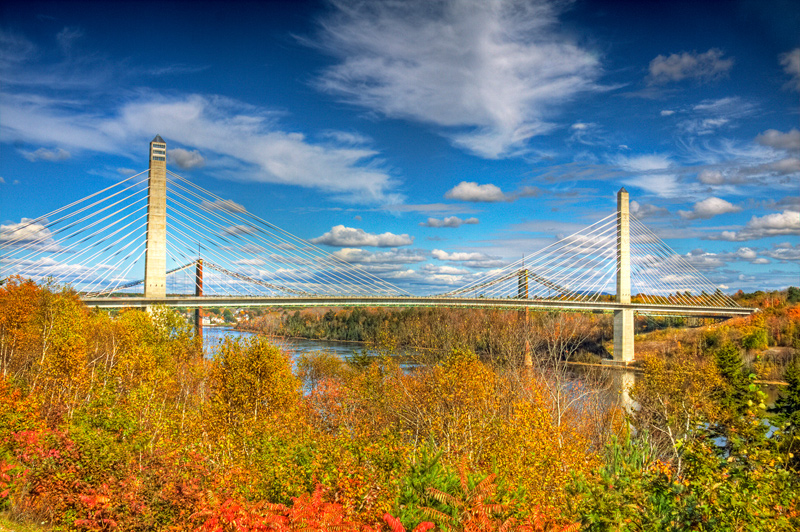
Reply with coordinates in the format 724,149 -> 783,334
679,197 -> 741,220
420,216 -> 479,228
444,181 -> 541,202
168,148 -> 205,170
697,169 -> 724,185
420,264 -> 470,275
20,147 -> 70,162
432,248 -> 504,268
624,174 -> 682,198
780,48 -> 800,91
314,0 -> 602,158
763,242 -> 800,262
0,91 -> 402,204
648,48 -> 734,84
311,225 -> 413,247
201,198 -> 246,213
630,200 -> 668,218
445,182 -> 505,202
660,110 -> 675,116
716,210 -> 800,241
222,224 -> 257,236
332,247 -> 426,264
614,154 -> 671,172
769,157 -> 800,175
0,219 -> 62,252
755,128 -> 800,152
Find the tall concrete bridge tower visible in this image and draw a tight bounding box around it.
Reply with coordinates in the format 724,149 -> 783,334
144,135 -> 167,298
613,188 -> 634,363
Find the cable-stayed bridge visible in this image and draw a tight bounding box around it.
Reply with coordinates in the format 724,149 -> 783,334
0,136 -> 755,363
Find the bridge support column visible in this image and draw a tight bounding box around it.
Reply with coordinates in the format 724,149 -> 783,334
612,188 -> 634,364
144,135 -> 167,303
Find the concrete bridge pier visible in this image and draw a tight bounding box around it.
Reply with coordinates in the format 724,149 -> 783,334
144,135 -> 167,310
611,188 -> 635,364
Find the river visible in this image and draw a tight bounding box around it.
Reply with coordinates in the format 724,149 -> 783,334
203,326 -> 422,363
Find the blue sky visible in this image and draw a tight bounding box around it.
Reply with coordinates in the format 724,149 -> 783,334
1,0 -> 798,294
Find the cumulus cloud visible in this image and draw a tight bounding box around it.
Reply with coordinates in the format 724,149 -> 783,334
0,219 -> 62,252
445,182 -> 505,202
420,216 -> 479,228
780,48 -> 800,91
763,242 -> 800,262
311,225 -> 413,247
630,200 -> 668,218
679,197 -> 741,220
716,210 -> 800,241
682,247 -> 772,271
314,0 -> 602,158
444,181 -> 541,202
648,48 -> 734,84
21,147 -> 70,162
168,148 -> 205,169
755,128 -> 800,152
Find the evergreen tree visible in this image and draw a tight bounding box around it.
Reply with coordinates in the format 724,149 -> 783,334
713,341 -> 752,416
788,286 -> 800,304
773,356 -> 800,427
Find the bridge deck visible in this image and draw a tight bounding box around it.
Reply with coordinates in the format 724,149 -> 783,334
81,295 -> 755,317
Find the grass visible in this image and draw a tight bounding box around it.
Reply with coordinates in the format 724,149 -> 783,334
0,514 -> 47,532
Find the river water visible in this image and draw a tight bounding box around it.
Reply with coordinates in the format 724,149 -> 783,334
203,326 -> 420,362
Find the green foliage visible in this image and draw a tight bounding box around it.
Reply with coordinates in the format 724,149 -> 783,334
713,341 -> 754,416
774,356 -> 800,427
787,286 -> 800,304
572,431 -> 800,531
394,447 -> 460,529
742,326 -> 769,351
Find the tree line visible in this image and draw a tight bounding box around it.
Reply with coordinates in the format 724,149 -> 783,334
0,276 -> 798,530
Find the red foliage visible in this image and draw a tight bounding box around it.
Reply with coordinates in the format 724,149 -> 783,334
195,484 -> 371,532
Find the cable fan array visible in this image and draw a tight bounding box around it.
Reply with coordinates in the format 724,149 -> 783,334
439,213 -> 738,309
0,170 -> 409,298
439,213 -> 620,301
628,217 -> 737,307
1,172 -> 151,294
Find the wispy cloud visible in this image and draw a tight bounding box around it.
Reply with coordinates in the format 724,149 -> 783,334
313,0 -> 602,158
0,27 -> 403,205
20,147 -> 71,162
